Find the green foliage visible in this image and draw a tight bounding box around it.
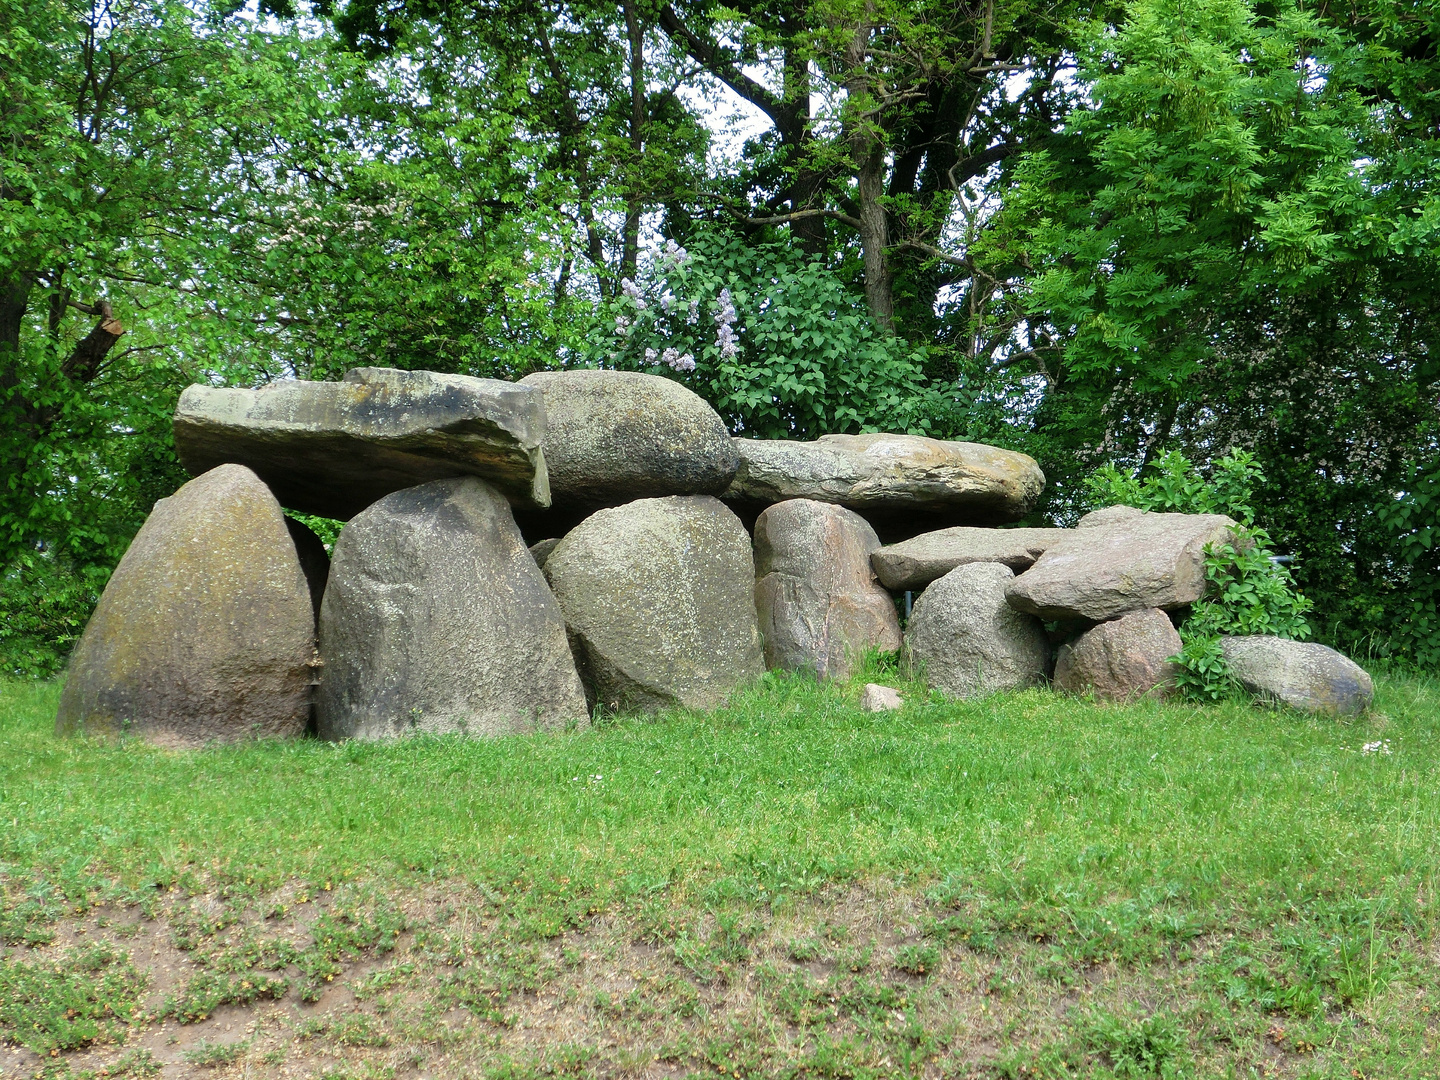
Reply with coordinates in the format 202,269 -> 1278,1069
1374,460 -> 1440,667
1084,450 -> 1262,525
1085,450 -> 1314,700
1080,1008 -> 1188,1078
1169,636 -> 1235,704
586,231 -> 944,439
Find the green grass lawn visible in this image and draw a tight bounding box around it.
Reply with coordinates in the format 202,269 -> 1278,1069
1,664 -> 1437,1079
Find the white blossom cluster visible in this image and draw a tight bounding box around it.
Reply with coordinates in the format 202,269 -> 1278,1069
645,346 -> 696,372
660,238 -> 692,268
620,277 -> 647,310
714,287 -> 739,359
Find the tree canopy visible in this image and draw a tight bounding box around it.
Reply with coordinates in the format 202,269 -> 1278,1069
2,0 -> 1437,672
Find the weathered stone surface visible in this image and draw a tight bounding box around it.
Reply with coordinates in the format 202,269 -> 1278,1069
860,684 -> 904,712
723,434 -> 1045,538
1053,608 -> 1181,702
528,537 -> 562,569
1221,636 -> 1374,716
56,465 -> 315,747
315,477 -> 587,740
872,526 -> 1074,591
1006,509 -> 1240,621
516,370 -> 737,528
753,499 -> 901,681
903,563 -> 1050,699
1077,504 -> 1145,530
543,496 -> 764,713
284,517 -> 331,617
174,367 -> 549,520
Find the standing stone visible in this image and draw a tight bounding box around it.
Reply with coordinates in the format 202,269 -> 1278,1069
1221,636 -> 1374,716
871,526 -> 1074,591
724,434 -> 1045,538
1006,510 -> 1241,621
55,465 -> 315,747
1053,608 -> 1182,702
543,496 -> 764,713
516,370 -> 738,531
174,367 -> 550,520
315,477 -> 588,740
753,499 -> 901,681
903,563 -> 1050,699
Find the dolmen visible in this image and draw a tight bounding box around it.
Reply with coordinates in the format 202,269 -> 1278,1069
57,365 -> 1374,747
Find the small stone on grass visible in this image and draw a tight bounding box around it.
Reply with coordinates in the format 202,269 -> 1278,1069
860,684 -> 903,712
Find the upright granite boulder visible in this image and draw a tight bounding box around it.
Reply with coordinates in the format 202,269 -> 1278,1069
1006,509 -> 1241,622
903,563 -> 1050,699
1221,636 -> 1374,716
315,477 -> 588,740
56,465 -> 316,747
1053,608 -> 1182,702
543,496 -> 764,712
872,526 -> 1074,591
515,370 -> 737,534
724,434 -> 1045,539
174,367 -> 550,520
753,499 -> 901,680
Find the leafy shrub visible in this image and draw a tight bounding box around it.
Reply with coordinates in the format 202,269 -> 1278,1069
1374,460 -> 1440,667
1085,450 -> 1313,701
585,230 -> 945,439
0,548 -> 108,678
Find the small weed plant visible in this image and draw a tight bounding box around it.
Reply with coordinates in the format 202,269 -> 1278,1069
1085,450 -> 1314,701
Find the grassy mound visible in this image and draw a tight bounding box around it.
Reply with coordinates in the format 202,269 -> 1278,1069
1,665 -> 1436,1078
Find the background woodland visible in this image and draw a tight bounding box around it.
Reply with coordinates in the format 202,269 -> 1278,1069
2,0 -> 1437,674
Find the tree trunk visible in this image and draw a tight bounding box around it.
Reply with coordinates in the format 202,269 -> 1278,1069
782,31 -> 826,260
620,0 -> 646,282
846,10 -> 894,333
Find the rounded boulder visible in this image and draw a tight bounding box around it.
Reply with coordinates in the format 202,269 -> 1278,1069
903,562 -> 1050,699
516,370 -> 738,532
1053,608 -> 1182,702
315,477 -> 589,739
543,496 -> 764,713
55,464 -> 316,746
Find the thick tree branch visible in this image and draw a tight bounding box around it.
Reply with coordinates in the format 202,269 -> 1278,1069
60,301 -> 125,384
723,205 -> 864,231
656,5 -> 787,124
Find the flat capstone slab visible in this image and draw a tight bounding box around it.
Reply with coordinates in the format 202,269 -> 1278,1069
723,433 -> 1045,535
173,367 -> 550,520
871,526 -> 1074,591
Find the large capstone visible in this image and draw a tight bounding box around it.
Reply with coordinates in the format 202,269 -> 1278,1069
174,367 -> 549,520
1221,636 -> 1374,716
723,434 -> 1045,539
753,498 -> 901,681
514,370 -> 737,535
314,477 -> 588,740
1053,608 -> 1182,702
55,464 -> 316,747
903,562 -> 1050,699
1006,509 -> 1241,622
543,496 -> 764,713
871,526 -> 1074,591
